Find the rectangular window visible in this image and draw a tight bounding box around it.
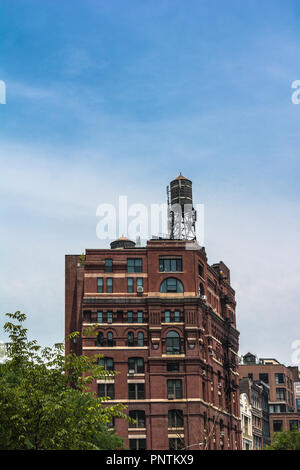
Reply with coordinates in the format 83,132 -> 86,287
129,439 -> 146,450
273,420 -> 283,432
167,362 -> 179,372
128,383 -> 145,400
127,311 -> 133,323
105,258 -> 113,272
289,420 -> 299,431
127,258 -> 142,273
137,311 -> 143,323
174,310 -> 181,322
106,278 -> 113,293
129,410 -> 146,428
198,262 -> 204,277
159,258 -> 182,272
137,278 -> 143,288
98,383 -> 115,399
276,388 -> 286,401
164,310 -> 171,323
128,357 -> 144,374
167,379 -> 182,399
275,373 -> 285,384
127,278 -> 134,293
259,373 -> 269,384
168,409 -> 183,428
107,311 -> 113,323
97,277 -> 103,293
97,311 -> 103,323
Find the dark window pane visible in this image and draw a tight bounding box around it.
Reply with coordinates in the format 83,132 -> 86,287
273,420 -> 283,432
167,362 -> 179,372
166,331 -> 181,354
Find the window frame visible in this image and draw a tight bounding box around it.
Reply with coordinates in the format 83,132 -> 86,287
127,277 -> 134,293
127,258 -> 143,273
129,410 -> 146,428
167,379 -> 182,399
105,258 -> 113,273
97,277 -> 103,293
159,258 -> 182,272
128,383 -> 145,400
160,277 -> 184,293
166,331 -> 181,355
98,383 -> 115,399
106,277 -> 113,293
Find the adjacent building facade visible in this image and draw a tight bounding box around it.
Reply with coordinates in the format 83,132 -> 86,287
239,353 -> 300,441
240,390 -> 253,450
239,377 -> 270,449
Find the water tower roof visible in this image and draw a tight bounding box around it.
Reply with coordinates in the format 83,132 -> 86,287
174,172 -> 189,181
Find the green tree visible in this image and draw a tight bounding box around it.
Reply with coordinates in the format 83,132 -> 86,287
0,311 -> 129,450
266,427 -> 300,450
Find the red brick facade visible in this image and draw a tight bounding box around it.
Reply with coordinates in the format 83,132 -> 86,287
239,358 -> 300,441
65,238 -> 241,450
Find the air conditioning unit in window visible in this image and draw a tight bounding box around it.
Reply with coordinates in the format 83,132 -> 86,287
128,370 -> 135,375
137,286 -> 144,293
201,294 -> 207,301
168,394 -> 176,400
107,318 -> 113,324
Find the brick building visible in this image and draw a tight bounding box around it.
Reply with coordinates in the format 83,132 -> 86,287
65,175 -> 241,450
239,353 -> 300,441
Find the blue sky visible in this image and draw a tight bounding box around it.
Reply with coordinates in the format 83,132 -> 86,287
0,0 -> 300,365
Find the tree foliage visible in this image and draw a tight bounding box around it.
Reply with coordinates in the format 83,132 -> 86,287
266,427 -> 300,450
0,311 -> 129,450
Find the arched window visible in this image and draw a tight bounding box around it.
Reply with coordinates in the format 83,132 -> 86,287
160,277 -> 184,293
166,331 -> 181,354
98,357 -> 114,371
97,332 -> 104,346
128,331 -> 134,347
137,332 -> 144,347
107,332 -> 114,347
